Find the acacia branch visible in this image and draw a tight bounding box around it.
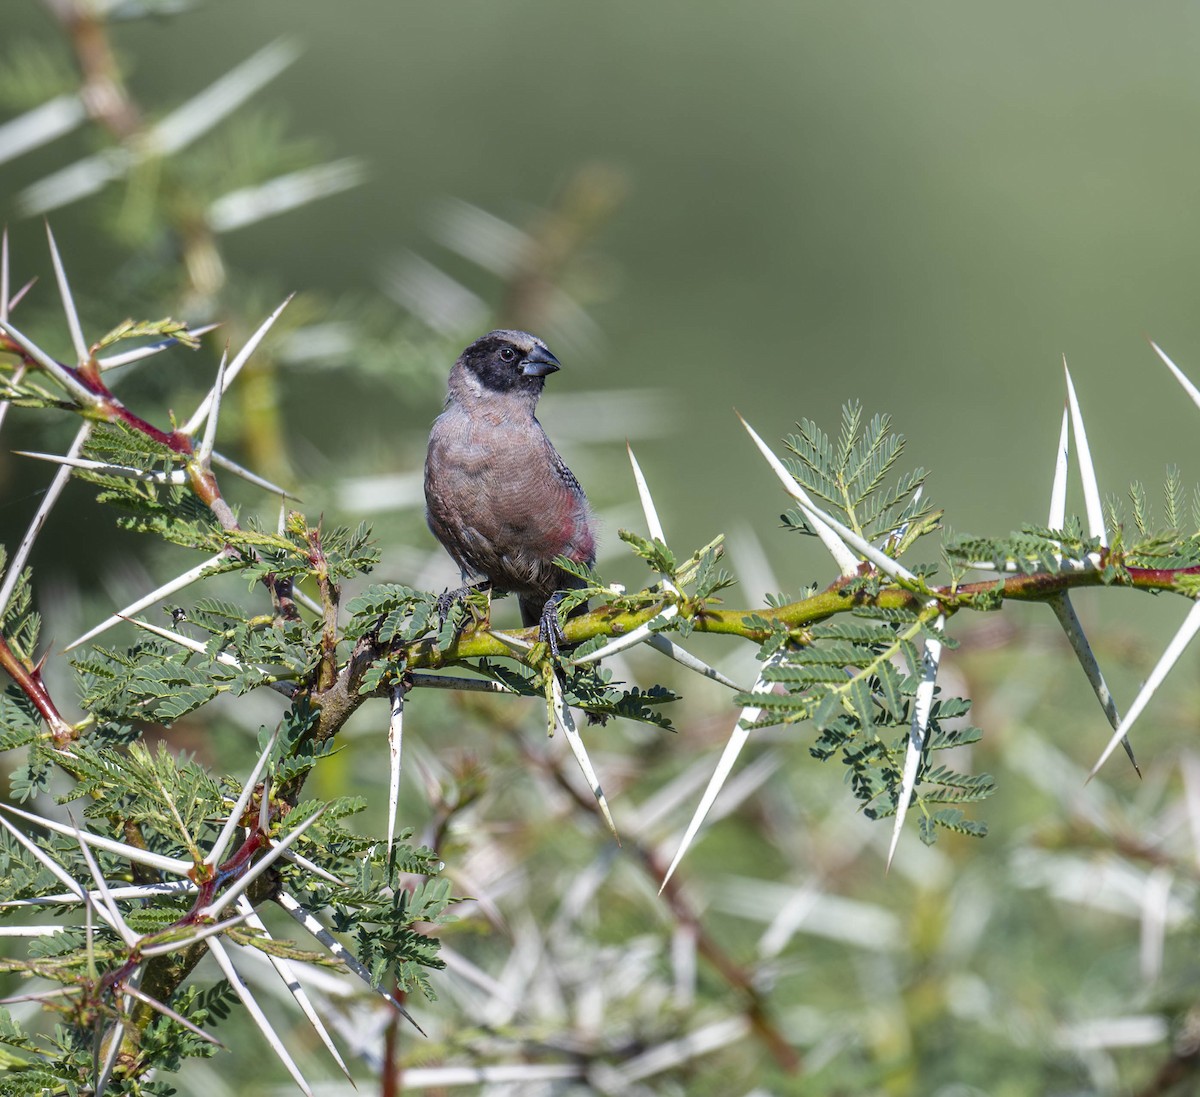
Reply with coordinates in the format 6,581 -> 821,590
359,557 -> 1196,680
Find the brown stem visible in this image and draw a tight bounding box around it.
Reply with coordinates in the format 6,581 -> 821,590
310,527 -> 339,693
42,0 -> 142,139
44,0 -> 227,312
1133,1006 -> 1200,1097
0,635 -> 73,743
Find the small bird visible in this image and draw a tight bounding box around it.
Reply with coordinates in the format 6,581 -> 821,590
424,330 -> 595,649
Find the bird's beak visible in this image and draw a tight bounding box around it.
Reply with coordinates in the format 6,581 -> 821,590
521,345 -> 561,377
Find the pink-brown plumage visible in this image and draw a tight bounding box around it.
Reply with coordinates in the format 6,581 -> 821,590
425,330 -> 595,632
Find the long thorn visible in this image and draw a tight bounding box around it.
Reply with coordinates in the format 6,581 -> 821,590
210,449 -> 295,497
65,550 -> 227,651
207,937 -> 315,1097
886,612 -> 944,871
627,443 -> 678,593
45,223 -> 88,365
0,422 -> 92,616
206,726 -> 282,867
196,349 -> 227,464
659,652 -> 785,891
1150,340 -> 1200,414
645,632 -> 742,689
387,684 -> 404,858
2,804 -> 191,875
0,227 -> 8,324
553,675 -> 619,842
1062,359 -> 1106,545
1048,404 -> 1069,529
97,322 -> 221,371
274,890 -> 425,1034
1089,600 -> 1200,779
14,450 -> 186,484
234,897 -> 352,1080
183,295 -> 293,436
1049,593 -> 1139,774
570,604 -> 679,666
738,412 -> 906,580
0,318 -> 100,407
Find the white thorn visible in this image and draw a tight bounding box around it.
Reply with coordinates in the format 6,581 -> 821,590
486,628 -> 536,652
44,223 -> 88,365
881,483 -> 924,550
570,604 -> 679,666
0,421 -> 91,617
121,616 -> 294,697
0,361 -> 27,437
65,550 -> 227,651
258,773 -> 272,835
886,613 -> 944,871
206,727 -> 282,868
0,227 -> 8,325
1,804 -> 191,875
207,158 -> 365,234
645,632 -> 742,690
387,685 -> 405,858
739,413 -> 907,580
151,40 -> 301,158
1062,359 -> 1107,546
0,813 -> 118,932
0,318 -> 101,408
93,1016 -> 126,1097
1150,340 -> 1200,414
553,674 -> 619,842
97,322 -> 220,371
210,449 -> 294,497
207,937 -> 316,1097
234,897 -> 353,1081
292,584 -> 323,618
659,652 -> 784,891
183,295 -> 293,436
1049,593 -> 1138,773
626,443 -> 679,590
280,847 -> 344,886
1049,404 -> 1070,529
0,880 -> 195,908
71,818 -> 138,948
120,983 -> 223,1048
13,450 -> 187,484
196,349 -> 227,464
1090,599 -> 1200,779
274,890 -> 425,1033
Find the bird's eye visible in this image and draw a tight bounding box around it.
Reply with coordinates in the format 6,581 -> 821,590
498,346 -> 517,364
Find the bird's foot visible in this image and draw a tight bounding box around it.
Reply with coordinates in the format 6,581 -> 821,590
538,591 -> 569,661
435,581 -> 491,637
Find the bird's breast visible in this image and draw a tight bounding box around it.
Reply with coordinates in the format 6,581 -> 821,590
424,406 -> 592,591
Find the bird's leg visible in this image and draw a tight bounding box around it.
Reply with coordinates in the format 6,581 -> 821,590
538,591 -> 569,660
436,580 -> 491,633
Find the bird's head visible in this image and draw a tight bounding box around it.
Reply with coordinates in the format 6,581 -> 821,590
448,330 -> 562,405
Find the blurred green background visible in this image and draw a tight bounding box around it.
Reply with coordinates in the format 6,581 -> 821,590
5,3 -> 1200,1094
8,1 -> 1200,556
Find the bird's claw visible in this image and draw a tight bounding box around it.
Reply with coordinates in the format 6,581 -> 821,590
435,588 -> 462,630
435,581 -> 490,637
538,592 -> 568,661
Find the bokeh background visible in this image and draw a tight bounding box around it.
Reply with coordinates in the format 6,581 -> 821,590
4,3 -> 1200,1095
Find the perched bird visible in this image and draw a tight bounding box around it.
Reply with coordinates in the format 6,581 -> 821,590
424,330 -> 595,649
